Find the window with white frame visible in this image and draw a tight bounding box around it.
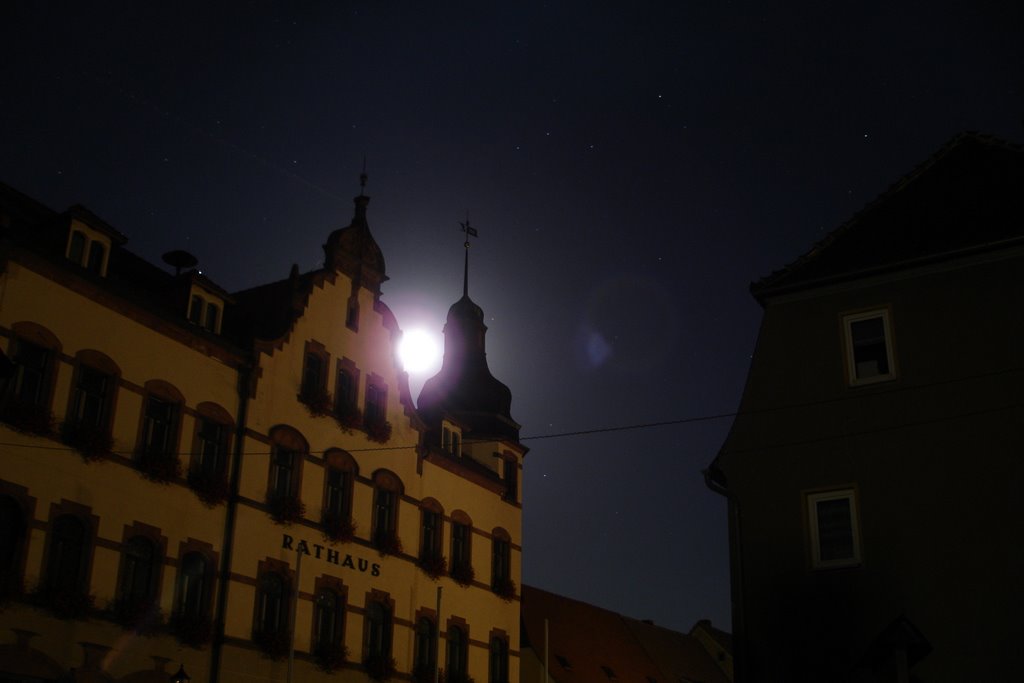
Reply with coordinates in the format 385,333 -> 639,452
65,224 -> 111,277
807,489 -> 861,569
842,309 -> 895,385
186,288 -> 223,334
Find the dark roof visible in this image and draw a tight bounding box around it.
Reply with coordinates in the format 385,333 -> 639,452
521,585 -> 731,683
753,132 -> 1024,302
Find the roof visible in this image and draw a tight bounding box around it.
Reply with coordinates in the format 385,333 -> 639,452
521,585 -> 731,683
752,132 -> 1024,302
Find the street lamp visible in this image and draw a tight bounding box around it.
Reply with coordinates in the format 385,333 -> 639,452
170,665 -> 191,683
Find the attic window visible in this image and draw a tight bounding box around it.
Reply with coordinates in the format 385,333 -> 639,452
65,225 -> 111,277
187,290 -> 223,334
601,666 -> 617,681
555,655 -> 571,671
842,309 -> 895,386
442,422 -> 461,457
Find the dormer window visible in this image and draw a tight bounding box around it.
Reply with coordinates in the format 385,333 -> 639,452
442,422 -> 461,457
65,222 -> 112,277
186,288 -> 223,334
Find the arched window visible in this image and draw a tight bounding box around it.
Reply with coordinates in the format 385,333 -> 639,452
0,496 -> 26,595
365,600 -> 393,661
176,551 -> 209,620
313,587 -> 344,651
419,500 -> 444,574
413,616 -> 437,681
491,529 -> 513,598
266,427 -> 307,522
45,515 -> 87,595
256,572 -> 287,636
446,624 -> 468,682
139,392 -> 181,460
489,636 -> 509,683
371,471 -> 402,553
449,511 -> 474,586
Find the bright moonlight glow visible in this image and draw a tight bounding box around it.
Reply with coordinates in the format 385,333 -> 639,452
398,328 -> 440,373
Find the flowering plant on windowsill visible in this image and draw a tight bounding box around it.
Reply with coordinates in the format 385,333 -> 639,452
334,401 -> 363,433
61,420 -> 113,462
449,561 -> 475,587
374,531 -> 403,557
187,468 -> 231,507
254,629 -> 292,660
107,596 -> 164,635
440,669 -> 476,683
266,492 -> 306,525
417,553 -> 448,581
136,451 -> 182,483
321,512 -> 357,543
0,399 -> 54,436
364,418 -> 392,444
29,585 -> 95,620
314,642 -> 349,673
491,577 -> 516,602
298,388 -> 334,418
363,654 -> 397,681
169,612 -> 213,648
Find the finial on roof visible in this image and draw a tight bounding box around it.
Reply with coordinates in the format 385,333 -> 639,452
459,212 -> 478,298
359,155 -> 368,197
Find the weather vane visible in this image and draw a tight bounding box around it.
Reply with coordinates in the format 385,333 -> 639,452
459,212 -> 478,297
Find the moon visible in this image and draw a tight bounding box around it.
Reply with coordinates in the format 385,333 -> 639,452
398,328 -> 441,374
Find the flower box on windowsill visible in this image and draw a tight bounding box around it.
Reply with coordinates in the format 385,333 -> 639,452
491,577 -> 516,602
107,596 -> 164,635
322,512 -> 357,543
0,400 -> 54,436
299,388 -> 334,418
254,629 -> 292,660
417,554 -> 448,581
61,421 -> 113,462
374,531 -> 403,557
364,418 -> 392,444
136,451 -> 182,483
334,403 -> 363,433
440,669 -> 476,683
266,493 -> 306,525
187,469 -> 231,506
29,586 -> 95,620
314,642 -> 349,673
449,561 -> 475,587
169,613 -> 213,649
363,655 -> 397,682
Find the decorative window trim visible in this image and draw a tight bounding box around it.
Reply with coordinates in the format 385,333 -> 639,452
449,511 -> 474,587
135,380 -> 185,483
806,488 -> 862,569
418,499 -> 446,579
444,616 -> 470,683
300,341 -> 332,416
842,307 -> 896,386
311,575 -> 349,671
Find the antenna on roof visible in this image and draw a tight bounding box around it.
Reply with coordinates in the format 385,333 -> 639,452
162,249 -> 198,276
459,212 -> 478,298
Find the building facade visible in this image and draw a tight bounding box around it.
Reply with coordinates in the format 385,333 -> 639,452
710,134 -> 1024,682
0,181 -> 524,683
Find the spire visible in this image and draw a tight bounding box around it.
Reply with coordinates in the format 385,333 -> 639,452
460,214 -> 478,298
417,217 -> 519,443
322,165 -> 388,292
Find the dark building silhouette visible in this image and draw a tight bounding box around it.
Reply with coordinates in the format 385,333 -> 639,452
710,133 -> 1024,682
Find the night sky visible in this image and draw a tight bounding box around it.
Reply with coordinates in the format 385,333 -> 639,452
2,1 -> 1022,634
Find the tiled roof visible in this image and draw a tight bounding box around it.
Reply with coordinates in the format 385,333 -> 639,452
752,132 -> 1024,302
521,585 -> 730,683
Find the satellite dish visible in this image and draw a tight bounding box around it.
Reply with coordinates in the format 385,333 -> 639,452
162,249 -> 198,275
